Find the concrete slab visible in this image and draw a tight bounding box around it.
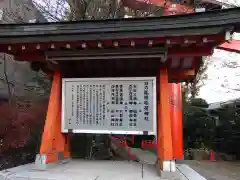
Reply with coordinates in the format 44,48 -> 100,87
130,148 -> 207,180
176,164 -> 206,180
0,159 -> 195,180
130,148 -> 157,164
0,149 -> 209,180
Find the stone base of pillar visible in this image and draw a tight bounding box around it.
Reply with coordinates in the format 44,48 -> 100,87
34,154 -> 71,170
156,160 -> 176,172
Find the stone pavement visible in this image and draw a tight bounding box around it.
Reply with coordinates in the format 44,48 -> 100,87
0,160 -> 184,180
185,160 -> 240,180
0,158 -> 209,180
130,148 -> 206,180
3,148 -> 231,180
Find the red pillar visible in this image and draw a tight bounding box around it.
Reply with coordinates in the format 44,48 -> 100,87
157,69 -> 175,172
169,83 -> 183,161
35,72 -> 70,168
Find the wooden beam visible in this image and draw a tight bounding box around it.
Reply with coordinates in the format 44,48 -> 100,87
12,44 -> 214,63
168,45 -> 214,57
170,69 -> 195,77
168,69 -> 196,82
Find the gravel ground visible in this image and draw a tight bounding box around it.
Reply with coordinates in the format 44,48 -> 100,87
185,160 -> 240,180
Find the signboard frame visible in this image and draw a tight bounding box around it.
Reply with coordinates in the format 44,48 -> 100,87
61,77 -> 156,135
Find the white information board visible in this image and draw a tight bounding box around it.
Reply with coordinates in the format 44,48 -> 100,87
62,77 -> 156,135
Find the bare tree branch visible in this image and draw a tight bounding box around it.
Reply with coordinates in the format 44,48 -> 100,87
185,56 -> 211,100
33,0 -> 67,21
0,54 -> 14,104
33,0 -> 166,21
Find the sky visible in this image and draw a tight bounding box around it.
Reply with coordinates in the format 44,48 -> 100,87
199,33 -> 240,103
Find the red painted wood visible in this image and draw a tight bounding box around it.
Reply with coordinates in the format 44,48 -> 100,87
158,69 -> 173,161
168,44 -> 214,57
164,3 -> 195,16
169,83 -> 183,160
217,40 -> 240,53
122,0 -> 194,15
1,33 -> 225,54
4,42 -> 218,61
